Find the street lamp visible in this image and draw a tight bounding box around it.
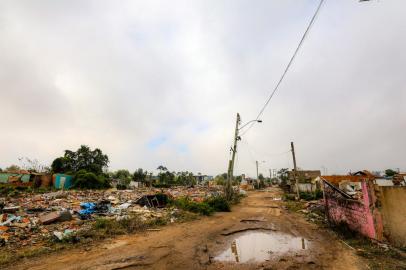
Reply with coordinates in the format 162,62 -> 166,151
238,119 -> 262,131
225,114 -> 263,199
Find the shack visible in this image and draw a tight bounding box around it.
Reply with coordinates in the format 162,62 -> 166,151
53,174 -> 73,189
0,171 -> 51,187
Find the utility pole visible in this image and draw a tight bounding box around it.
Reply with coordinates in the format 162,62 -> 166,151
291,142 -> 300,200
256,161 -> 259,180
256,160 -> 259,189
226,113 -> 241,200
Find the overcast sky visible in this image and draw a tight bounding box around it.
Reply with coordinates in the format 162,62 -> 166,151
0,0 -> 405,177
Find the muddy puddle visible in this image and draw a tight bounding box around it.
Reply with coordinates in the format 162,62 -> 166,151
214,231 -> 309,263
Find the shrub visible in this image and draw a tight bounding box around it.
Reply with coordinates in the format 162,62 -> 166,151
283,194 -> 296,201
92,215 -> 166,237
170,197 -> 214,216
205,196 -> 231,212
73,170 -> 110,189
299,191 -> 323,201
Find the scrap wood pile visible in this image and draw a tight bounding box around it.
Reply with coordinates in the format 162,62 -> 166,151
0,186 -> 222,250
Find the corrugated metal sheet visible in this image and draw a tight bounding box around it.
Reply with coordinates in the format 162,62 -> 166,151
0,173 -> 31,183
0,173 -> 10,183
53,174 -> 73,189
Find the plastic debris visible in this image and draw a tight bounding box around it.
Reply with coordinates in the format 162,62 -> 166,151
0,186 -> 223,250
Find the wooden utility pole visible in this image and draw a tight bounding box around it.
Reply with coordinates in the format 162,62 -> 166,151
226,113 -> 241,199
256,161 -> 259,180
256,160 -> 259,189
291,142 -> 300,199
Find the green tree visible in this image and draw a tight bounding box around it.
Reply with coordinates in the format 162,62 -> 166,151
232,175 -> 242,185
157,165 -> 167,173
51,157 -> 67,173
278,168 -> 289,186
5,164 -> 20,172
156,165 -> 172,185
51,145 -> 109,175
114,169 -> 130,179
133,168 -> 147,182
175,171 -> 196,186
73,169 -> 110,189
214,173 -> 227,186
113,169 -> 131,188
258,173 -> 266,189
385,169 -> 397,177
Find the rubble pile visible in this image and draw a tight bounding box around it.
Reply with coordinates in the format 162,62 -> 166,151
300,200 -> 326,223
165,186 -> 222,201
0,186 -> 222,250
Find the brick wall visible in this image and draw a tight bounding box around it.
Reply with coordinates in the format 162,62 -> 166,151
323,181 -> 378,239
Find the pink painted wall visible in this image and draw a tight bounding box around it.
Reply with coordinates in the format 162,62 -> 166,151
324,181 -> 377,239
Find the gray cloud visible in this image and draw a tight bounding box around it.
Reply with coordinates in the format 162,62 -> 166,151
0,0 -> 405,176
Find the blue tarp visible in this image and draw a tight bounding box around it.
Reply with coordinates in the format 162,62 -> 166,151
78,202 -> 96,215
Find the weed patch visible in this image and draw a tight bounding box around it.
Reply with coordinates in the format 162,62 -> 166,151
299,190 -> 323,201
285,201 -> 305,212
0,244 -> 66,267
332,223 -> 406,270
204,196 -> 231,212
170,197 -> 213,215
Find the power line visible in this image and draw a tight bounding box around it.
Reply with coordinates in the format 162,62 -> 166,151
263,150 -> 292,158
241,0 -> 325,137
239,139 -> 258,164
242,137 -> 290,162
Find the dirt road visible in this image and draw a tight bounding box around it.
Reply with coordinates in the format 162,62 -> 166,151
12,188 -> 366,270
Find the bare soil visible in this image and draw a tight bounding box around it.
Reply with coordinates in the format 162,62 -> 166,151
11,188 -> 367,270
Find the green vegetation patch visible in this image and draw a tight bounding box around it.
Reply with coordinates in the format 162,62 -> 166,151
170,195 -> 235,216
170,197 -> 214,216
205,196 -> 231,212
332,222 -> 406,270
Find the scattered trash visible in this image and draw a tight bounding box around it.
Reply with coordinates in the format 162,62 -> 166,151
0,215 -> 18,226
118,203 -> 131,209
53,229 -> 75,241
79,202 -> 96,215
0,186 -> 222,250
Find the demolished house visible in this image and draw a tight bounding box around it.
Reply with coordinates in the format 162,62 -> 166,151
0,186 -> 222,249
0,171 -> 72,190
287,170 -> 321,193
322,171 -> 406,248
0,171 -> 52,188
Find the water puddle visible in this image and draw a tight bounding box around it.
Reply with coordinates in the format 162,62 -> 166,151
214,231 -> 309,263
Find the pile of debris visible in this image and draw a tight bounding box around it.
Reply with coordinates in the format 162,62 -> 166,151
299,200 -> 326,224
165,186 -> 222,202
0,186 -> 222,250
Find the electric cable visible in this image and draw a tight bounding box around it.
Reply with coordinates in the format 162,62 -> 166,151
240,0 -> 325,137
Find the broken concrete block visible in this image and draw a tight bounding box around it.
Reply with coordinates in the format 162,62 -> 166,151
58,211 -> 72,222
39,212 -> 61,225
